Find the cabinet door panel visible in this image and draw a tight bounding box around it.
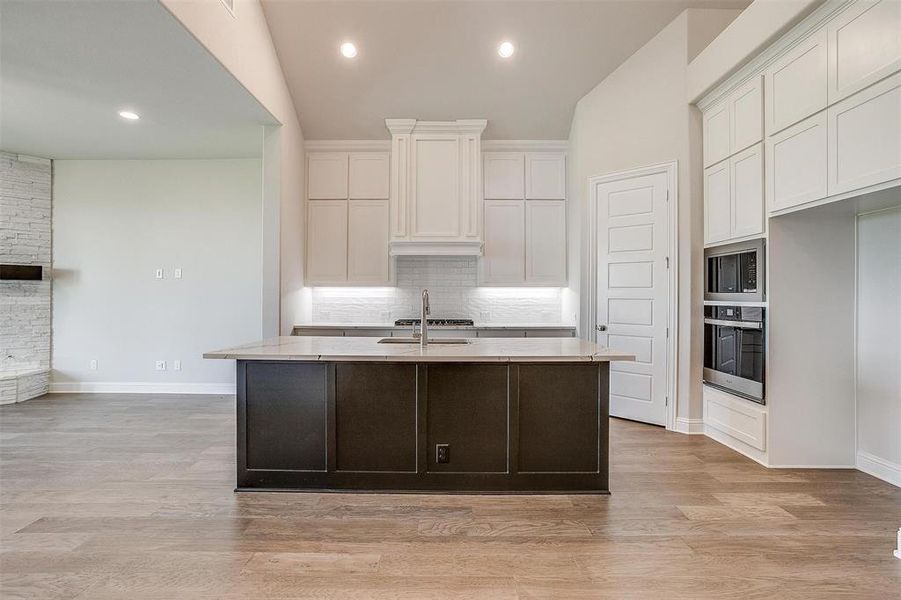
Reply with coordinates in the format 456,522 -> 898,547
703,101 -> 731,167
525,200 -> 566,285
483,153 -> 525,199
525,153 -> 566,199
766,111 -> 828,213
347,200 -> 390,284
308,153 -> 348,199
307,200 -> 348,283
731,144 -> 765,239
766,30 -> 828,134
704,161 -> 731,244
411,136 -> 460,237
828,72 -> 901,195
426,364 -> 508,473
730,75 -> 764,154
335,363 -> 416,473
828,0 -> 901,103
349,153 -> 389,199
481,200 -> 525,284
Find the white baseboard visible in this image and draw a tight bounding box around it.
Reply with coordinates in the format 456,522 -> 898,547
857,451 -> 901,488
49,382 -> 235,395
703,424 -> 769,467
673,417 -> 704,434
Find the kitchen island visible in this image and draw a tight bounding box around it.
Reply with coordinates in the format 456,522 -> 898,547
205,336 -> 634,493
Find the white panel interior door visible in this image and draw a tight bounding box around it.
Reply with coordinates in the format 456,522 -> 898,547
594,172 -> 669,425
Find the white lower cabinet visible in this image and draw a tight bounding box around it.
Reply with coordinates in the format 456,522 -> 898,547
306,200 -> 348,284
525,200 -> 566,285
765,111 -> 828,213
347,200 -> 390,284
827,71 -> 901,196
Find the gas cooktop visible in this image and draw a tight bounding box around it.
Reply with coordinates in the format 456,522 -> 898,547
394,318 -> 474,327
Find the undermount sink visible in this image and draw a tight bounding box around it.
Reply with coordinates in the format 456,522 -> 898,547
377,337 -> 471,345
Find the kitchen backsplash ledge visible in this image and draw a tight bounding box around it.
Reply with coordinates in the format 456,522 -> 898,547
310,257 -> 567,324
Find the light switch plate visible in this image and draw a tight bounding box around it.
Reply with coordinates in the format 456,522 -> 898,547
89,359 -> 98,370
173,360 -> 181,371
155,268 -> 164,279
155,360 -> 167,371
174,268 -> 182,279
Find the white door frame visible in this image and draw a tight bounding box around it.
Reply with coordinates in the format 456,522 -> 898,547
588,161 -> 679,431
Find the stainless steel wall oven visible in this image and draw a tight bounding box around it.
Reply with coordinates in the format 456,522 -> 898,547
703,305 -> 765,403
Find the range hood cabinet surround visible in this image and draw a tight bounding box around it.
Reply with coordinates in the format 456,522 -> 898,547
387,119 -> 487,256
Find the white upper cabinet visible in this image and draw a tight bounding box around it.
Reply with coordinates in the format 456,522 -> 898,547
481,200 -> 525,284
827,0 -> 901,103
525,153 -> 566,199
307,153 -> 349,199
765,30 -> 828,135
525,200 -> 566,284
349,153 -> 389,199
766,111 -> 828,213
731,144 -> 765,239
306,200 -> 348,283
347,200 -> 390,284
703,101 -> 732,167
483,153 -> 524,199
827,71 -> 901,195
704,160 -> 731,244
730,75 -> 764,154
703,75 -> 763,168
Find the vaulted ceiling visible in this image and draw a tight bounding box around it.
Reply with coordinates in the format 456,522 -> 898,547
262,0 -> 748,140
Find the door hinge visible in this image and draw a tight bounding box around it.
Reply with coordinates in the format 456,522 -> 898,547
665,396 -> 669,406
666,327 -> 669,338
665,256 -> 670,269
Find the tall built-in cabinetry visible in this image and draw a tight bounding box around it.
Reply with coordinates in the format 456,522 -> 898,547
698,0 -> 901,469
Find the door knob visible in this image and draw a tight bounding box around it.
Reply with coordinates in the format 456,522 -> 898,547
596,324 -> 607,332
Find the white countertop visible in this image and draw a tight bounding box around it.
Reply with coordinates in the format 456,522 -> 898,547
204,336 -> 634,363
293,323 -> 577,330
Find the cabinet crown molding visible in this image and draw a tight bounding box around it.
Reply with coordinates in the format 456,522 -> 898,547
385,119 -> 488,136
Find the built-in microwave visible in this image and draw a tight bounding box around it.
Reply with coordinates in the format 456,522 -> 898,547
703,305 -> 765,403
704,239 -> 765,303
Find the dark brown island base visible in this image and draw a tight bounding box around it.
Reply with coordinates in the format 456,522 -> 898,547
204,336 -> 634,494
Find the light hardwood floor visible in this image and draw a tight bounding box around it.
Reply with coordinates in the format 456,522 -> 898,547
1,393 -> 899,599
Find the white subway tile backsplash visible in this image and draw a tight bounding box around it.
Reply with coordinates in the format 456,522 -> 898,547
311,256 -> 563,324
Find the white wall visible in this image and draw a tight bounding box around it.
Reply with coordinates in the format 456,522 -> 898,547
768,203 -> 856,467
856,206 -> 901,485
51,159 -> 262,392
162,0 -> 305,335
567,8 -> 740,423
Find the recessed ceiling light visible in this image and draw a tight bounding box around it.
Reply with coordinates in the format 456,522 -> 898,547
340,42 -> 357,58
497,41 -> 515,58
118,110 -> 140,120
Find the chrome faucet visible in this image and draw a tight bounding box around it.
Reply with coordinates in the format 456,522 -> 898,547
420,289 -> 430,348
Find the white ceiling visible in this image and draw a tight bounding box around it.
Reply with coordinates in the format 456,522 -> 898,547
0,0 -> 276,160
262,0 -> 748,140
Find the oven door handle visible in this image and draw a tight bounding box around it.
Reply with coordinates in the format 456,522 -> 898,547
703,318 -> 762,329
